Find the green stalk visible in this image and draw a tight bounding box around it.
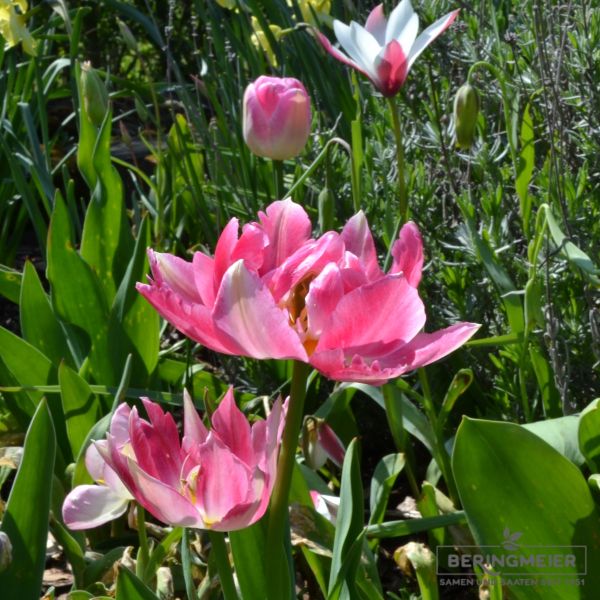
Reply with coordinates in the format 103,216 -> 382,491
273,159 -> 284,199
265,360 -> 311,600
387,96 -> 408,226
208,531 -> 239,600
135,505 -> 150,579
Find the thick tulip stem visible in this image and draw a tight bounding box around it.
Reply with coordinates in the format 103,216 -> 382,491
266,360 -> 311,600
387,95 -> 408,226
135,504 -> 150,580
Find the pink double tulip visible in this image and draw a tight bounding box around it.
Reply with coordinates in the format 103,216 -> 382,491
63,390 -> 285,532
316,0 -> 458,97
243,76 -> 312,160
137,199 -> 479,385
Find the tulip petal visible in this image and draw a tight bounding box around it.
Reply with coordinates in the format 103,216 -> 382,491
62,484 -> 130,530
332,21 -> 379,81
258,198 -> 312,274
349,21 -> 382,66
374,40 -> 409,96
341,211 -> 382,281
136,282 -> 242,355
407,9 -> 459,70
315,29 -> 372,81
316,275 -> 425,352
149,251 -> 201,304
109,403 -> 133,446
213,260 -> 308,360
192,251 -> 217,308
125,458 -> 202,527
305,263 -> 344,339
195,437 -> 253,526
183,390 -> 209,449
364,4 -> 387,45
390,221 -> 424,287
385,0 -> 416,44
85,441 -> 107,482
211,388 -> 255,467
213,218 -> 240,289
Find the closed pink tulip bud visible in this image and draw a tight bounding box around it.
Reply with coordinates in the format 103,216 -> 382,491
243,76 -> 312,160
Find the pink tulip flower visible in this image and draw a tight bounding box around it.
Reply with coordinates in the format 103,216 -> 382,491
316,0 -> 458,96
243,76 -> 312,160
86,390 -> 285,531
63,404 -> 134,530
137,199 -> 479,385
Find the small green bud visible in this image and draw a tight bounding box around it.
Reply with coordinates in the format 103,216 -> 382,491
80,61 -> 109,128
318,187 -> 335,233
453,83 -> 480,149
117,19 -> 139,54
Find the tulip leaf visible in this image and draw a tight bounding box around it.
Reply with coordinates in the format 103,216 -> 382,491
0,264 -> 22,303
229,521 -> 268,600
59,361 -> 102,459
365,511 -> 467,539
516,102 -> 535,234
328,438 -> 363,600
453,417 -> 600,598
116,565 -> 160,600
0,399 -> 56,600
20,261 -> 73,367
522,414 -> 584,466
369,453 -> 405,526
578,398 -> 600,473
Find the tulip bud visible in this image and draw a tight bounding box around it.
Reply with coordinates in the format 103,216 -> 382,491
302,416 -> 345,469
0,532 -> 12,573
243,76 -> 311,161
117,19 -> 139,54
394,542 -> 438,599
453,83 -> 479,149
80,61 -> 109,128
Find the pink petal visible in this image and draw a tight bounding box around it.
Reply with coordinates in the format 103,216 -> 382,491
210,388 -> 255,467
305,263 -> 344,339
109,403 -> 132,447
192,251 -> 217,308
63,484 -> 130,530
195,437 -> 254,527
341,211 -> 382,281
85,441 -> 107,482
183,390 -> 209,450
364,4 -> 387,45
407,9 -> 459,70
149,251 -> 201,304
269,232 -> 345,303
125,458 -> 201,527
212,260 -> 307,361
374,40 -> 409,96
257,199 -> 312,274
316,275 -> 425,352
136,282 -> 242,355
390,221 -> 424,287
210,492 -> 266,532
233,223 -> 268,272
213,217 -> 240,290
317,422 -> 345,467
129,405 -> 182,489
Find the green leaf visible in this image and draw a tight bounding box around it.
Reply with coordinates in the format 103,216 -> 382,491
453,418 -> 600,599
229,521 -> 267,600
20,261 -> 73,367
529,344 -> 562,418
522,414 -> 584,466
116,565 -> 160,600
516,102 -> 535,234
0,400 -> 56,600
437,369 -> 473,431
59,361 -> 102,459
0,265 -> 22,303
369,453 -> 405,525
578,398 -> 600,472
328,438 -> 363,600
365,512 -> 467,539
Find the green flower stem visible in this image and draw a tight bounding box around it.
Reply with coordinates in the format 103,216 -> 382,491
387,96 -> 408,226
285,137 -> 352,200
417,368 -> 459,506
208,531 -> 239,600
266,360 -> 311,600
273,159 -> 284,199
135,504 -> 150,580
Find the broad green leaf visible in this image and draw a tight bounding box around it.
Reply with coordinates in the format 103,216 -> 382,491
523,414 -> 584,466
20,261 -> 73,367
516,102 -> 535,234
0,265 -> 22,303
453,418 -> 600,599
230,521 -> 267,600
116,565 -> 160,600
365,512 -> 467,538
328,438 -> 363,600
543,204 -> 600,284
59,361 -> 101,459
578,398 -> 600,472
0,400 -> 56,600
369,453 -> 405,525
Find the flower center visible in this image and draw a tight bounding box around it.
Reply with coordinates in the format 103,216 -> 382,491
286,275 -> 318,355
